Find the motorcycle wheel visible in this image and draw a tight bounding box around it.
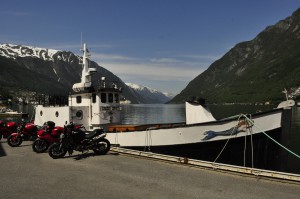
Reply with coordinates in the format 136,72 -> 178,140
32,139 -> 49,153
48,143 -> 67,159
93,139 -> 111,155
7,135 -> 22,147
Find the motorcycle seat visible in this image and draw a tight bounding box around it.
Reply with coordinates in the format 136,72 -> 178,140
84,129 -> 103,139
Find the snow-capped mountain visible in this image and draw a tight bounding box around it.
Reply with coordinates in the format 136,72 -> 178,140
126,83 -> 174,104
0,43 -> 140,103
0,44 -> 61,61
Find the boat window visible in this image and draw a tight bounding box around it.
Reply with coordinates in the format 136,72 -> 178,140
55,111 -> 59,117
115,94 -> 119,103
108,93 -> 113,103
92,93 -> 96,103
101,93 -> 107,103
76,96 -> 82,104
76,110 -> 83,119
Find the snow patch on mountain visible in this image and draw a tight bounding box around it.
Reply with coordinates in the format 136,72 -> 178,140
126,83 -> 174,103
0,44 -> 60,61
126,83 -> 159,93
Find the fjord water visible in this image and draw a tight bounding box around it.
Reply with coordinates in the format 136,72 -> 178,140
7,103 -> 300,174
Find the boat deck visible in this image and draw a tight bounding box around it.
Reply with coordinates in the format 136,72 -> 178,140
108,123 -> 186,132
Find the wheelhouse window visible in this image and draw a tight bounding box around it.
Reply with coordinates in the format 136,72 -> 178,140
92,93 -> 96,103
101,93 -> 107,103
115,94 -> 119,103
76,96 -> 82,104
108,93 -> 113,103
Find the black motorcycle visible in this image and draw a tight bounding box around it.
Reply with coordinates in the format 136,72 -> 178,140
48,123 -> 110,159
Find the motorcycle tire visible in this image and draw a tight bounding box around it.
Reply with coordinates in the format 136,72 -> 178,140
32,139 -> 49,153
93,138 -> 111,155
7,135 -> 22,147
48,143 -> 67,159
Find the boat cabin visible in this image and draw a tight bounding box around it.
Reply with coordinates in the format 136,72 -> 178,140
34,43 -> 122,131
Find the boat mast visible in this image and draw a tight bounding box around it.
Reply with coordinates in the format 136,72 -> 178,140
81,43 -> 91,87
72,43 -> 96,92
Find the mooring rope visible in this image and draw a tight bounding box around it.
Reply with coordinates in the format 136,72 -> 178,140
242,115 -> 255,168
114,130 -> 119,152
213,115 -> 244,163
241,114 -> 300,159
248,115 -> 255,168
214,111 -> 300,167
243,128 -> 247,167
144,128 -> 152,152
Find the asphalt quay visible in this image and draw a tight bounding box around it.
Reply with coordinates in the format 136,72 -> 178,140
0,140 -> 299,199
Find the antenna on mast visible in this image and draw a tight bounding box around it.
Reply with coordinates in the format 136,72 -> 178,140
80,32 -> 83,50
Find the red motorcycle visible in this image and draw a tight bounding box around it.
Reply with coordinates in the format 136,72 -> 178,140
0,120 -> 18,140
7,120 -> 39,147
48,123 -> 110,159
32,121 -> 64,153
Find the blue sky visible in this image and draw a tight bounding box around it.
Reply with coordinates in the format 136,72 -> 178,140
1,0 -> 300,94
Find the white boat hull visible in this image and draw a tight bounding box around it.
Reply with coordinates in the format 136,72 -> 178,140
106,108 -> 285,147
106,107 -> 292,170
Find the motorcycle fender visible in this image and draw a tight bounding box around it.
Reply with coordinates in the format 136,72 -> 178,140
10,132 -> 19,137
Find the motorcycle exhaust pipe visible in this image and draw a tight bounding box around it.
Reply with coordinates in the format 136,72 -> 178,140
94,133 -> 106,142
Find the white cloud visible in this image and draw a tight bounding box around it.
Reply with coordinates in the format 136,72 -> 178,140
92,53 -> 137,62
181,54 -> 221,61
150,58 -> 181,64
92,52 -> 208,84
103,62 -> 203,80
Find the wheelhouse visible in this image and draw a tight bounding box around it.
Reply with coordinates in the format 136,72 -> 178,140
34,43 -> 122,131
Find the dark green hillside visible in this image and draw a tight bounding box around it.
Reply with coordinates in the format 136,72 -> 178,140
0,48 -> 141,103
171,8 -> 300,104
0,56 -> 68,95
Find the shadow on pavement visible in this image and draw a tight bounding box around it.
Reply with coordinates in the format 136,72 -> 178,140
48,151 -> 118,160
0,142 -> 7,157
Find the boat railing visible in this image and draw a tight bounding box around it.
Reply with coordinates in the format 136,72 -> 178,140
35,95 -> 68,107
108,122 -> 186,132
100,106 -> 122,111
92,79 -> 122,92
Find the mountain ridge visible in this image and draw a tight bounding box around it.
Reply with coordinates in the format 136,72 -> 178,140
170,8 -> 300,104
0,44 -> 172,104
126,83 -> 174,104
0,44 -> 142,103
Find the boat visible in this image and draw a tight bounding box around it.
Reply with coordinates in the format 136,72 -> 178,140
34,44 -> 295,169
0,107 -> 28,118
